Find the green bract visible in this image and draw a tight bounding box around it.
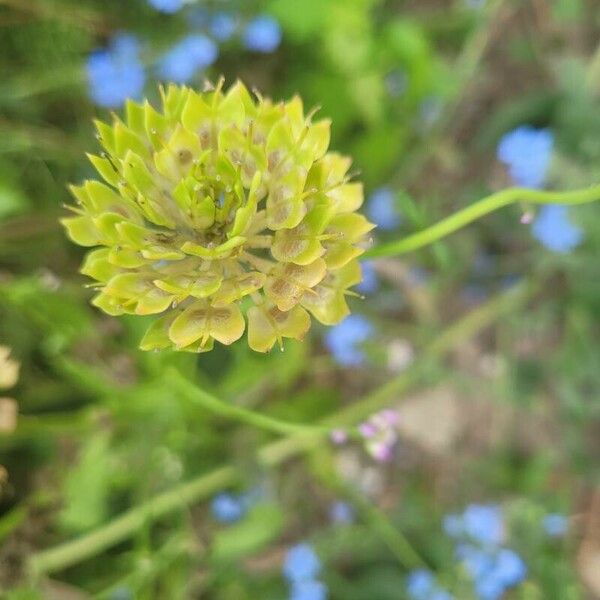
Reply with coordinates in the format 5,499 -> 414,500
63,80 -> 374,353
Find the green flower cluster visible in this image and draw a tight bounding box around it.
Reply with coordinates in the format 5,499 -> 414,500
63,81 -> 374,352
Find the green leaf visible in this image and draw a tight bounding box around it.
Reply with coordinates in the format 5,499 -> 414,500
60,432 -> 114,533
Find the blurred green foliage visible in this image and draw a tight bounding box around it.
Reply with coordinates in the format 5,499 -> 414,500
1,0 -> 599,598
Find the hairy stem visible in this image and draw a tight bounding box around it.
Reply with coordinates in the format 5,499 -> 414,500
365,185 -> 600,259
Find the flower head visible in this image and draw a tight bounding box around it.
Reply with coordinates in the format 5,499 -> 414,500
496,126 -> 553,188
356,260 -> 378,294
366,186 -> 401,230
462,504 -> 504,546
283,543 -> 322,583
86,34 -> 145,108
243,15 -> 282,53
406,569 -> 454,600
543,513 -> 568,537
445,504 -> 504,547
147,0 -> 183,13
324,314 -> 373,366
211,492 -> 245,523
210,13 -> 237,41
358,408 -> 399,462
63,81 -> 373,353
157,34 -> 218,84
406,570 -> 434,600
531,205 -> 583,253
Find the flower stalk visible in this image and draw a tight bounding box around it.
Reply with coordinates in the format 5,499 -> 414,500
365,184 -> 600,259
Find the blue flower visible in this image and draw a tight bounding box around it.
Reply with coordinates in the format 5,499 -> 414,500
283,543 -> 321,583
147,0 -> 183,13
243,15 -> 282,53
474,576 -> 505,600
457,546 -> 527,600
491,549 -> 527,587
289,579 -> 328,600
443,515 -> 464,538
329,501 -> 354,524
406,570 -> 454,600
86,33 -> 145,108
157,34 -> 218,83
211,492 -> 245,523
456,544 -> 495,580
445,505 -> 504,546
531,205 -> 583,253
496,126 -> 554,188
324,315 -> 373,367
356,261 -> 379,294
543,513 -> 568,537
406,569 -> 434,600
462,504 -> 504,546
211,13 -> 237,41
366,187 -> 401,230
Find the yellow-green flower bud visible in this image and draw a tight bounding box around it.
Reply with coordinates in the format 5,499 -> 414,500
63,80 -> 374,353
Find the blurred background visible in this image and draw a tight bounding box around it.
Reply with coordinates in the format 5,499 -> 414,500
0,0 -> 599,598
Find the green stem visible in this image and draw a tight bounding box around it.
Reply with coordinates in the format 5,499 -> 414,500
28,283 -> 534,576
169,368 -> 331,437
29,466 -> 235,576
354,492 -> 425,569
365,184 -> 600,259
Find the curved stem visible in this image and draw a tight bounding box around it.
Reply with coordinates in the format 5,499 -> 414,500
365,184 -> 600,259
169,368 -> 330,437
28,282 -> 533,576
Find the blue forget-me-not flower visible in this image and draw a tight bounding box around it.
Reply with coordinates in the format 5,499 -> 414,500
211,487 -> 265,523
473,548 -> 527,600
86,34 -> 145,108
496,126 -> 554,189
446,504 -> 527,600
455,544 -> 527,600
147,0 -> 183,13
531,205 -> 583,253
444,504 -> 504,546
157,34 -> 218,83
356,261 -> 379,294
243,15 -> 282,53
406,569 -> 454,600
324,315 -> 373,367
211,492 -> 245,523
366,187 -> 401,230
210,13 -> 237,41
283,543 -> 322,583
543,513 -> 568,537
